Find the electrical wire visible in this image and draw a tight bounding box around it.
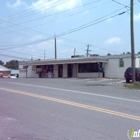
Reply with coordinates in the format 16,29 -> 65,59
6,50 -> 44,58
0,53 -> 31,60
9,0 -> 101,21
0,0 -> 103,31
112,0 -> 130,8
56,11 -> 127,37
4,0 -> 69,20
0,1 -> 112,36
0,9 -> 127,51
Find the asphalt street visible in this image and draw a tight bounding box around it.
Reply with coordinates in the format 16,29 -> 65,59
0,78 -> 140,140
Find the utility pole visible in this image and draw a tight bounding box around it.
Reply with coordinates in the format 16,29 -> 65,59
54,36 -> 57,59
44,50 -> 46,60
130,0 -> 135,83
85,44 -> 91,57
74,48 -> 76,56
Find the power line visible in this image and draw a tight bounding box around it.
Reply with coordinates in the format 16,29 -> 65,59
0,10 -> 127,51
4,0 -> 69,20
5,50 -> 44,58
0,1 -> 112,36
56,11 -> 127,37
112,0 -> 130,8
0,53 -> 31,60
2,0 -> 104,27
12,0 -> 102,21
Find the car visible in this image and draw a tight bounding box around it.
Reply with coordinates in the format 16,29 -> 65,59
124,67 -> 140,83
8,74 -> 18,78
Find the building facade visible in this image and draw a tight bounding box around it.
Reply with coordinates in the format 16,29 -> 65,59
19,54 -> 140,79
0,65 -> 11,77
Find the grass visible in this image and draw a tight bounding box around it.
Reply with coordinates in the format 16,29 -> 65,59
124,82 -> 140,90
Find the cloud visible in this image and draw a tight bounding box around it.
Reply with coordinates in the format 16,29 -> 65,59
134,13 -> 140,21
105,37 -> 122,45
29,0 -> 82,13
106,18 -> 113,23
29,35 -> 43,42
6,0 -> 26,8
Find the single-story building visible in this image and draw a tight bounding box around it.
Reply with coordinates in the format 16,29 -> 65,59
0,65 -> 11,77
19,54 -> 140,79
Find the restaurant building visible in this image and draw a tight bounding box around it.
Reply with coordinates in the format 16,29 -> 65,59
19,54 -> 140,79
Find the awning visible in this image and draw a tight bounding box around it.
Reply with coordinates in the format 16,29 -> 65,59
21,57 -> 108,66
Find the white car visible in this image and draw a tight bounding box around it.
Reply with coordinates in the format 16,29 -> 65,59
8,74 -> 17,78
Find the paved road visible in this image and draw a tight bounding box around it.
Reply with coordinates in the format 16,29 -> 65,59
0,78 -> 140,140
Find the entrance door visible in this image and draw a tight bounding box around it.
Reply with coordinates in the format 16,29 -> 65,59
58,65 -> 63,77
67,64 -> 73,78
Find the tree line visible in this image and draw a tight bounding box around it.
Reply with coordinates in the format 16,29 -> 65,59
0,60 -> 19,69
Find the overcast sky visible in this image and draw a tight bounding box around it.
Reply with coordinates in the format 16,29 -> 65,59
0,0 -> 140,63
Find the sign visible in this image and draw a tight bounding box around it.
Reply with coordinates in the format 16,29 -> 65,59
127,128 -> 140,139
119,58 -> 124,67
36,68 -> 42,73
19,69 -> 27,73
32,66 -> 36,71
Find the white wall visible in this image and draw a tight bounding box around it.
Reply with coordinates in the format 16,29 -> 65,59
19,65 -> 26,78
136,58 -> 140,67
77,73 -> 102,78
105,58 -> 131,79
63,64 -> 67,78
53,65 -> 58,78
27,66 -> 39,78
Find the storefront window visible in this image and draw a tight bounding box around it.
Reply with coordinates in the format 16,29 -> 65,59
78,63 -> 102,73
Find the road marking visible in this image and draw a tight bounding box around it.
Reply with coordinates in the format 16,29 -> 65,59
109,80 -> 125,85
116,80 -> 125,84
87,79 -> 113,83
0,87 -> 140,121
68,78 -> 94,82
0,81 -> 140,103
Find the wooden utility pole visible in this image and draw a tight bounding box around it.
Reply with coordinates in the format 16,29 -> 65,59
74,48 -> 76,56
130,0 -> 135,83
44,50 -> 46,60
55,37 -> 57,59
85,44 -> 91,57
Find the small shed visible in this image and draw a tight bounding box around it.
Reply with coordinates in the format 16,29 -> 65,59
0,65 -> 11,77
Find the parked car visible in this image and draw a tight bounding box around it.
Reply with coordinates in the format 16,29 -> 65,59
124,67 -> 140,83
8,74 -> 17,78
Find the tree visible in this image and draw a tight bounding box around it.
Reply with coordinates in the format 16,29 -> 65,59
138,51 -> 140,54
5,60 -> 19,69
107,53 -> 111,56
126,52 -> 131,54
0,60 -> 4,66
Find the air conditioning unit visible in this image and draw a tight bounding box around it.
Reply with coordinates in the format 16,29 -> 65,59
71,55 -> 85,58
90,54 -> 99,57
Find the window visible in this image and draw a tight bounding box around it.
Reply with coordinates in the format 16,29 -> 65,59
46,65 -> 53,73
78,63 -> 102,73
119,58 -> 124,67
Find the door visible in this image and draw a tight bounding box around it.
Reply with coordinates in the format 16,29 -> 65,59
58,65 -> 63,77
67,64 -> 73,78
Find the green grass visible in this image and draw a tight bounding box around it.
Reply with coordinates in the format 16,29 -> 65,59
124,82 -> 140,90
